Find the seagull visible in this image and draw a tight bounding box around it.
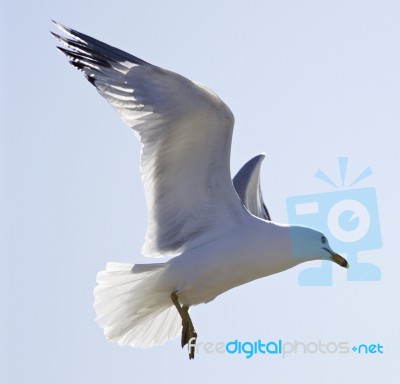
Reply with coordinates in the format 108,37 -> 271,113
52,22 -> 349,359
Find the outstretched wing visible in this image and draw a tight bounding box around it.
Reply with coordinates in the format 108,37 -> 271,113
233,154 -> 271,221
52,22 -> 247,257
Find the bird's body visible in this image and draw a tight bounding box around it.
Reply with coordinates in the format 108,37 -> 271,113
94,217 -> 302,350
52,22 -> 349,358
167,219 -> 293,306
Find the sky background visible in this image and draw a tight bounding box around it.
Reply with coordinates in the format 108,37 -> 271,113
2,0 -> 400,383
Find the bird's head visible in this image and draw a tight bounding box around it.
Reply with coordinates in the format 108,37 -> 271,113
289,226 -> 349,268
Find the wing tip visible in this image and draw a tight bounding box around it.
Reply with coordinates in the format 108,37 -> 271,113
51,20 -> 152,70
244,153 -> 266,168
51,20 -> 72,36
256,152 -> 266,161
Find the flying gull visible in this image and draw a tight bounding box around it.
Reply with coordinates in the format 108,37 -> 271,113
52,22 -> 349,359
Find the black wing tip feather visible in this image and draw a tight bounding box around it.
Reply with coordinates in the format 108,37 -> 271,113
56,45 -> 111,68
51,20 -> 67,32
54,48 -> 99,88
51,20 -> 150,67
52,21 -> 113,87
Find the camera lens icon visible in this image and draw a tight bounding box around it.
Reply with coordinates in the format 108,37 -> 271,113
327,199 -> 370,243
285,157 -> 383,285
286,187 -> 382,253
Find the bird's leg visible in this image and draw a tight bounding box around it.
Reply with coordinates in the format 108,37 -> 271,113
182,304 -> 197,359
171,292 -> 197,359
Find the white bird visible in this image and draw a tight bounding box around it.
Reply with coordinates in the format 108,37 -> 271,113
52,22 -> 349,359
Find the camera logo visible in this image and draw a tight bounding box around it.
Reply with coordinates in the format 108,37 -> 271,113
286,157 -> 382,286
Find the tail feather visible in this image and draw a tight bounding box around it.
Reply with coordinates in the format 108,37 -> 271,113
94,262 -> 181,348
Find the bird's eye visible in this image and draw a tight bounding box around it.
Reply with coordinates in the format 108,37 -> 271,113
321,236 -> 327,244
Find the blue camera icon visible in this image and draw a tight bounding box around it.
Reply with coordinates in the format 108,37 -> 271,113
286,159 -> 382,286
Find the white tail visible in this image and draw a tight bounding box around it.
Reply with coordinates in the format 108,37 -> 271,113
94,262 -> 181,348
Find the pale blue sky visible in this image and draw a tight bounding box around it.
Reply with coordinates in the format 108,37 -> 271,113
2,1 -> 399,383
